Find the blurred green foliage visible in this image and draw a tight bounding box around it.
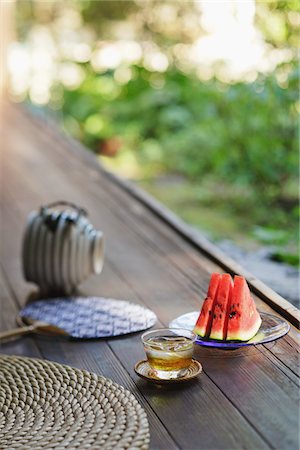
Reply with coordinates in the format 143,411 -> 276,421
17,0 -> 299,265
59,62 -> 299,265
61,63 -> 298,203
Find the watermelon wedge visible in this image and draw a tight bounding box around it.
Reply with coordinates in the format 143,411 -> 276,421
226,276 -> 262,341
209,274 -> 233,340
194,273 -> 262,342
193,273 -> 221,337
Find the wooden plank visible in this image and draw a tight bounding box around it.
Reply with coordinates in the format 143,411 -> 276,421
3,160 -> 297,402
8,109 -> 298,336
256,344 -> 299,384
0,132 -> 273,448
4,104 -> 297,448
85,223 -> 299,449
0,232 -> 179,450
82,277 -> 273,450
0,185 -> 270,450
30,340 -> 180,450
20,105 -> 300,328
85,178 -> 300,372
0,268 -> 41,358
26,105 -> 300,349
1,224 -> 270,450
102,170 -> 300,327
2,108 -> 298,344
3,106 -> 298,362
0,130 -> 181,449
201,350 -> 299,450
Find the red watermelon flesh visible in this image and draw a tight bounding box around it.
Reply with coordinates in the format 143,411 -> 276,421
226,276 -> 262,341
193,273 -> 221,337
209,274 -> 233,340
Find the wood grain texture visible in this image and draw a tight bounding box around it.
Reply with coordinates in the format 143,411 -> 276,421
1,204 -> 268,450
0,269 -> 42,358
25,104 -> 300,327
0,103 -> 299,450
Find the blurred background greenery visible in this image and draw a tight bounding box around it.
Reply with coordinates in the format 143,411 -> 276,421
9,0 -> 299,270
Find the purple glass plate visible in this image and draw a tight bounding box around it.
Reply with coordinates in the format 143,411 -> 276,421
20,297 -> 157,339
169,311 -> 290,349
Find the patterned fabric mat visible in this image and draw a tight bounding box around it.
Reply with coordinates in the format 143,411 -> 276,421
20,297 -> 157,338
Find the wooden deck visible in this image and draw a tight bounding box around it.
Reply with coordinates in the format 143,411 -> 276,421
1,104 -> 299,450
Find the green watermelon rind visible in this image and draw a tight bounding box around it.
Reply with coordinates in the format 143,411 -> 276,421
209,330 -> 223,340
226,315 -> 262,341
193,325 -> 206,338
193,296 -> 215,337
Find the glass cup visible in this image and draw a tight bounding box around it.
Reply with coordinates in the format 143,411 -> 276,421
141,328 -> 196,379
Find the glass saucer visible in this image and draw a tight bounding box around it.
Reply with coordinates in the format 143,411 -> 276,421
134,359 -> 202,384
169,311 -> 290,349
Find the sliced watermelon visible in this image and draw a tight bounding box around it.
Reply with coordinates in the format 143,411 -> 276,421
226,276 -> 262,341
193,273 -> 221,337
209,273 -> 233,340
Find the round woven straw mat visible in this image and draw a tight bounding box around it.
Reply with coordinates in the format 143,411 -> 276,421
0,355 -> 150,450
